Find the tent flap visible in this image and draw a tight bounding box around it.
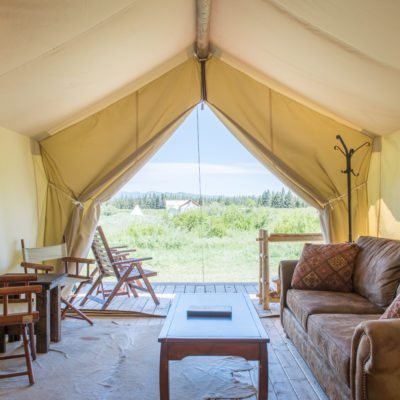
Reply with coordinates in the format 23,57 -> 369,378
206,58 -> 372,242
40,58 -> 200,259
39,56 -> 372,262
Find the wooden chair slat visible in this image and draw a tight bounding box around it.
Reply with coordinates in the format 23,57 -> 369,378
0,274 -> 39,385
80,226 -> 159,309
20,239 -> 93,326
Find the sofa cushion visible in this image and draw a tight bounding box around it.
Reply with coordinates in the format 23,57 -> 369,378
286,289 -> 383,330
380,293 -> 400,319
353,236 -> 400,307
291,243 -> 360,292
308,314 -> 381,386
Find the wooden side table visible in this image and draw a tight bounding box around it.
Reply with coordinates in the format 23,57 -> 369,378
34,273 -> 67,353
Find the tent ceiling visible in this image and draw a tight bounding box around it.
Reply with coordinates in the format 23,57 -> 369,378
0,0 -> 195,137
1,0 -> 400,137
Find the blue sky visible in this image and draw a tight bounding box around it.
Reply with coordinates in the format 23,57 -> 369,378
121,104 -> 285,196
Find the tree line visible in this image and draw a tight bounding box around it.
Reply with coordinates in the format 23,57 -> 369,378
110,188 -> 308,210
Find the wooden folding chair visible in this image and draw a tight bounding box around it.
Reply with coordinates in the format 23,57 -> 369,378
20,240 -> 95,325
80,226 -> 159,310
0,274 -> 41,385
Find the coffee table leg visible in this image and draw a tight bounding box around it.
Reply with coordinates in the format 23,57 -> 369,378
160,342 -> 169,400
36,288 -> 50,353
259,343 -> 268,399
0,327 -> 5,353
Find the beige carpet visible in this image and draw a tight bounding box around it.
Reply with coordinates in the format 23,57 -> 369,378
0,318 -> 258,400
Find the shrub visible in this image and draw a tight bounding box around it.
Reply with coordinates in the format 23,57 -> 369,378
206,222 -> 227,238
171,210 -> 206,231
102,204 -> 119,216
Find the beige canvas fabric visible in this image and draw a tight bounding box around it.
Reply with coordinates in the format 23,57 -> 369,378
2,1 -> 400,137
206,59 -> 371,243
38,57 -> 371,265
40,59 -> 200,259
368,130 -> 400,240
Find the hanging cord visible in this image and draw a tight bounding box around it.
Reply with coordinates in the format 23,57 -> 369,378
196,105 -> 206,283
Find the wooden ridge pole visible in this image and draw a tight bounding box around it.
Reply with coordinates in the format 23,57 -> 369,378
196,0 -> 211,61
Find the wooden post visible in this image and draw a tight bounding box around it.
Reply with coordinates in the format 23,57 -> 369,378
257,229 -> 269,310
258,230 -> 262,305
256,231 -> 323,310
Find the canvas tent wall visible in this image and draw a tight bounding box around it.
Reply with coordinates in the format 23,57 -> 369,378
0,126 -> 40,273
0,0 -> 399,273
39,56 -> 371,259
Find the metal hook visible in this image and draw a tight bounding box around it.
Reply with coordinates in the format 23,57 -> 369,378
353,141 -> 370,154
334,145 -> 346,156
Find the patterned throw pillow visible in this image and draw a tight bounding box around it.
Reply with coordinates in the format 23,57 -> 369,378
380,294 -> 400,319
291,243 -> 361,292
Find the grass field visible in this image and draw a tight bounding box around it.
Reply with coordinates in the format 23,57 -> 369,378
99,205 -> 321,283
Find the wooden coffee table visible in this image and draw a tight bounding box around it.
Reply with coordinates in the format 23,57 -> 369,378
158,293 -> 269,399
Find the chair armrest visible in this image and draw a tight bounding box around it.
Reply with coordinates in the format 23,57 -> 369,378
21,262 -> 54,273
113,257 -> 153,266
351,318 -> 400,400
61,257 -> 96,278
112,249 -> 136,254
0,285 -> 42,296
61,256 -> 95,264
0,274 -> 37,283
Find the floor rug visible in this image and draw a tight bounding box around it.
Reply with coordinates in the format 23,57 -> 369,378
0,318 -> 257,400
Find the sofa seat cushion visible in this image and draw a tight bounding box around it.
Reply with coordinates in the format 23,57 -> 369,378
308,314 -> 381,386
287,289 -> 383,330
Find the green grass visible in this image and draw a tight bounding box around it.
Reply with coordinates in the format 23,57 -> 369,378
99,205 -> 321,282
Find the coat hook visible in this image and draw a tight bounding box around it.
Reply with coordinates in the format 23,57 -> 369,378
334,135 -> 370,242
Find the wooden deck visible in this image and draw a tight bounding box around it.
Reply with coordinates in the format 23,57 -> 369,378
77,282 -> 279,317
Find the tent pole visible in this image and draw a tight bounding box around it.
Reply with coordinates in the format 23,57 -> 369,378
196,0 -> 211,60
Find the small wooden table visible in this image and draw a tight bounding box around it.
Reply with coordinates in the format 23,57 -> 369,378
34,273 -> 67,353
158,293 -> 269,399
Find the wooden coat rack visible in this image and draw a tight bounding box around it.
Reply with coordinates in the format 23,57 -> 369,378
334,135 -> 370,242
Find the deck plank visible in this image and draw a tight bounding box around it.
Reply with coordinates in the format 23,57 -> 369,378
225,284 -> 236,293
164,284 -> 175,294
154,284 -> 166,294
184,285 -> 195,293
127,296 -> 149,313
195,285 -> 205,293
235,284 -> 247,293
215,284 -> 226,293
205,284 -> 216,293
173,284 -> 185,293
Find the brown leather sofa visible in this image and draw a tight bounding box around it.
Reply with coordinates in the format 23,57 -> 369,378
280,236 -> 400,400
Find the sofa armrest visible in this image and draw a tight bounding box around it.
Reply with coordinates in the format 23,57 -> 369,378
279,260 -> 297,308
351,318 -> 400,400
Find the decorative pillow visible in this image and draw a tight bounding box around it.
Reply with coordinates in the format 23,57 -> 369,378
380,294 -> 400,319
291,243 -> 361,292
